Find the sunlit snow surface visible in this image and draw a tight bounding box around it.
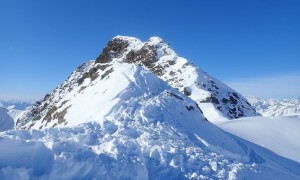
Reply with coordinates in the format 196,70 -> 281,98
218,116 -> 300,163
1,119 -> 300,179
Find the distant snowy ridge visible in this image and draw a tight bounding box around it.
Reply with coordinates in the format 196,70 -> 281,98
0,100 -> 31,131
246,96 -> 300,117
0,100 -> 32,110
0,107 -> 14,131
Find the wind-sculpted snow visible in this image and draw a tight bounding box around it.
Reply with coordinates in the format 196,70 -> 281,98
2,118 -> 300,179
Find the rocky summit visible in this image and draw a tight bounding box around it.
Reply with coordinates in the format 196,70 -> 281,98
96,36 -> 258,120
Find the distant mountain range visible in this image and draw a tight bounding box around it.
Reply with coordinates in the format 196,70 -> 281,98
246,96 -> 300,117
0,100 -> 31,131
1,100 -> 31,117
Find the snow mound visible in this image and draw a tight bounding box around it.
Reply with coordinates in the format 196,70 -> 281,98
2,118 -> 300,179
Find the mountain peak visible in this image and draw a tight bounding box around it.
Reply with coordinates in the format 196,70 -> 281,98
113,35 -> 142,43
95,36 -> 257,120
148,36 -> 164,45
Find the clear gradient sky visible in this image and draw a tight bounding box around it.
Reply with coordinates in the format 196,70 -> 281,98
1,0 -> 300,101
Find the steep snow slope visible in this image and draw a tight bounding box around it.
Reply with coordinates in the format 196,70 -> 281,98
18,63 -> 209,130
94,36 -> 257,121
0,107 -> 14,131
218,116 -> 300,163
246,96 -> 300,117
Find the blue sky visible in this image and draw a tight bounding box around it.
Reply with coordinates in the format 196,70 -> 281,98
1,0 -> 299,101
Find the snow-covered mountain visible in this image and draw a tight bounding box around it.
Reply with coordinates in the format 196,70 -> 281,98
2,36 -> 300,179
246,96 -> 300,117
16,36 -> 258,128
0,100 -> 31,110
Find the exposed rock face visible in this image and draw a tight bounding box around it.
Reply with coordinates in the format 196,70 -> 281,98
94,36 -> 258,120
95,39 -> 129,63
